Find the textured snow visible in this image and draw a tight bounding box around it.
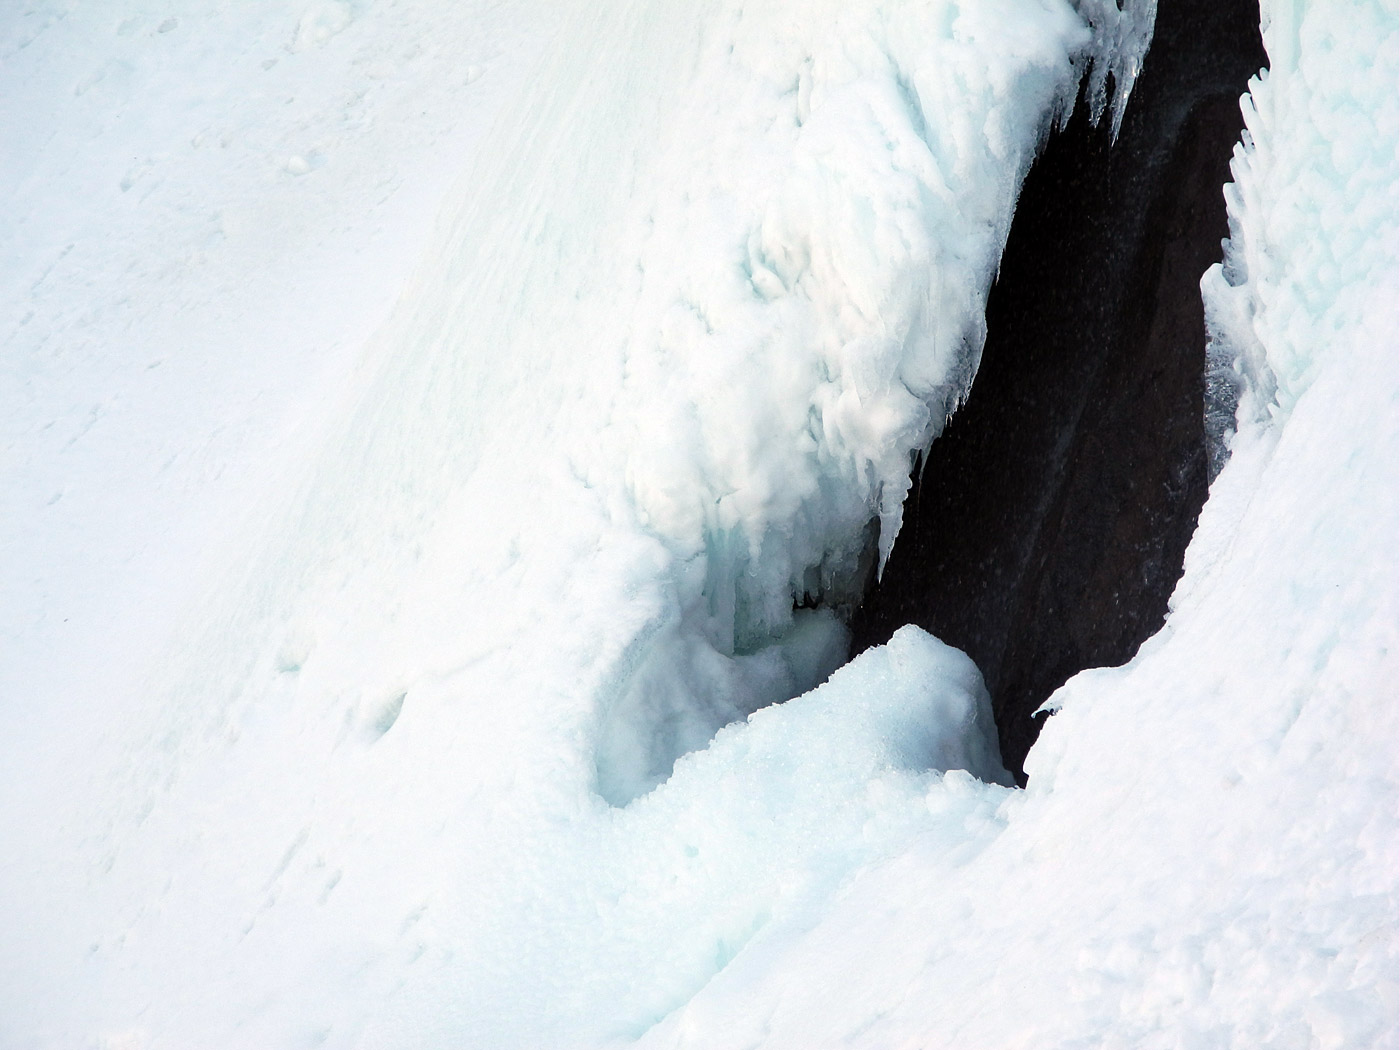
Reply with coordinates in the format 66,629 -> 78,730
637,0 -> 1400,1043
0,0 -> 1091,1044
1,0 -> 1395,1046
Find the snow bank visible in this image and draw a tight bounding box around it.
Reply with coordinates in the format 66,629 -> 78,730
6,0 -> 1392,1044
418,626 -> 1011,1047
1,0 -> 1123,1046
632,0 -> 1400,1044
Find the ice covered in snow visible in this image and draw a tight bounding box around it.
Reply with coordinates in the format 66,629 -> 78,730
0,0 -> 1099,1043
1,0 -> 1395,1045
634,0 -> 1400,1044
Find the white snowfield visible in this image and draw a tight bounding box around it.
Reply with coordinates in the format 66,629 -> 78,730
0,0 -> 1393,1046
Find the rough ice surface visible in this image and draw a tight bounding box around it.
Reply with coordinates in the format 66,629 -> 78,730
1203,0 -> 1399,445
1,0 -> 1396,1046
636,0 -> 1399,1043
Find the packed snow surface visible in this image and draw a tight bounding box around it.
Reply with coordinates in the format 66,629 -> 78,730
0,0 -> 1395,1046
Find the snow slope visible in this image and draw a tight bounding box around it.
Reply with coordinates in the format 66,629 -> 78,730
1,0 -> 1394,1046
1,0 -> 1105,1044
0,0 -> 539,728
1,0 -> 551,1041
633,0 -> 1400,1044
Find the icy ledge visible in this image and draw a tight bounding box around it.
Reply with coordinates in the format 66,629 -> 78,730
589,626 -> 1011,1040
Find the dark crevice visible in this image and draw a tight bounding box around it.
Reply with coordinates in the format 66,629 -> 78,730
850,0 -> 1267,784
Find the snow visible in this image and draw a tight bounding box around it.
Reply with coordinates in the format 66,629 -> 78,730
0,0 -> 541,766
635,0 -> 1400,1043
1,0 -> 1395,1046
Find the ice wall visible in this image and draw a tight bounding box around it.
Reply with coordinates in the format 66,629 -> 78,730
852,0 -> 1264,778
632,0 -> 1400,1043
537,0 -> 1097,803
1202,0 -> 1400,436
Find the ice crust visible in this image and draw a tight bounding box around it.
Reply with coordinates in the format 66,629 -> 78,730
1,0 -> 1396,1046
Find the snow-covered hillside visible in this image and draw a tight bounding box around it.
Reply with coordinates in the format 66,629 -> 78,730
1,0 -> 1394,1046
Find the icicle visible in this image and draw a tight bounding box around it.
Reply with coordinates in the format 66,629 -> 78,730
1073,0 -> 1159,138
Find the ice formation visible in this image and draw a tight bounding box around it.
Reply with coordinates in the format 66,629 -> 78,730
0,0 -> 1394,1045
0,1 -> 1108,1043
1072,0 -> 1158,135
634,0 -> 1400,1042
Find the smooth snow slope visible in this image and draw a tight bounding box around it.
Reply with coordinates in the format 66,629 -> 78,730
0,0 -> 551,1042
0,0 -> 540,740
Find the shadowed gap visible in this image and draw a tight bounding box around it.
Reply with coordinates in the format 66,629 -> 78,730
850,0 -> 1268,783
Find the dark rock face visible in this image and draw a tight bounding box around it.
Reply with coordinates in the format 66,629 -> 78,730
850,0 -> 1267,783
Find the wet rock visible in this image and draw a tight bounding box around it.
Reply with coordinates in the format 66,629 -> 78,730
851,0 -> 1268,783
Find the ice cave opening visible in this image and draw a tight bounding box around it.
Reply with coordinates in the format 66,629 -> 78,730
851,0 -> 1268,783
